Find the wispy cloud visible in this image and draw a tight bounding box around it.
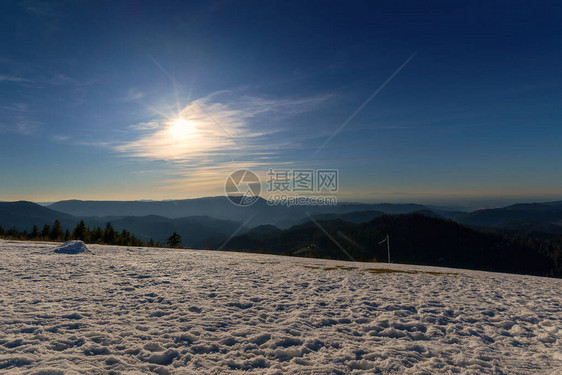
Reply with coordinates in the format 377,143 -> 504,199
1,72 -> 91,88
0,120 -> 41,135
0,102 -> 40,135
50,135 -> 71,142
50,134 -> 111,148
22,0 -> 60,17
116,92 -> 331,162
128,121 -> 161,131
114,91 -> 332,191
1,103 -> 30,112
0,75 -> 33,83
46,72 -> 78,86
119,88 -> 145,102
46,72 -> 95,88
154,161 -> 276,197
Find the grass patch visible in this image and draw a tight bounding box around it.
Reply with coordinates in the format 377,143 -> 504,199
367,268 -> 416,274
367,268 -> 460,276
323,266 -> 357,271
299,263 -> 462,277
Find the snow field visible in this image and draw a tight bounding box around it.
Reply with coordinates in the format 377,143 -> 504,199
0,240 -> 561,374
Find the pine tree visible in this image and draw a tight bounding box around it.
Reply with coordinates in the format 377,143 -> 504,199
91,227 -> 103,243
167,231 -> 182,248
130,235 -> 142,247
64,230 -> 71,241
8,227 -> 19,238
119,229 -> 131,246
50,220 -> 64,241
104,223 -> 116,244
30,225 -> 39,239
41,224 -> 51,239
73,220 -> 88,241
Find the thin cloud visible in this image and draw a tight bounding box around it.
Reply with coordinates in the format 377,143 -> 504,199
116,92 -> 331,162
46,72 -> 95,87
50,135 -> 112,148
128,121 -> 161,131
0,101 -> 40,135
50,135 -> 71,142
47,73 -> 78,86
120,88 -> 145,102
22,0 -> 61,17
114,92 -> 331,193
0,120 -> 41,135
1,103 -> 30,112
1,72 -> 91,88
0,76 -> 33,83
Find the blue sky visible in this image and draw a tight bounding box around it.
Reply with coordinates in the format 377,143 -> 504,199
1,0 -> 561,207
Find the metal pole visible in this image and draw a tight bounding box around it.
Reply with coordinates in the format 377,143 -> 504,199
387,234 -> 391,264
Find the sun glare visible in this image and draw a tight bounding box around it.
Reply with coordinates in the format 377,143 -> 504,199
168,118 -> 194,139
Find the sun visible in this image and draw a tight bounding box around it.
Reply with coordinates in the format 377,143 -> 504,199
168,118 -> 194,139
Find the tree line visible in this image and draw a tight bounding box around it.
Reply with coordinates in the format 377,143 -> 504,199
0,220 -> 167,248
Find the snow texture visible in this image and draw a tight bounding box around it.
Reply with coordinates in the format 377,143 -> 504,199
53,241 -> 90,255
0,239 -> 561,374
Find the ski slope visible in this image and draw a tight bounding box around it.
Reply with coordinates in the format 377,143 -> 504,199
0,240 -> 561,374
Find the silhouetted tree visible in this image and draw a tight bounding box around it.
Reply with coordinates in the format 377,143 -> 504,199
50,220 -> 64,241
73,220 -> 87,241
103,223 -> 117,244
30,225 -> 39,239
119,229 -> 131,245
91,227 -> 103,244
41,224 -> 50,239
7,227 -> 19,238
167,232 -> 182,248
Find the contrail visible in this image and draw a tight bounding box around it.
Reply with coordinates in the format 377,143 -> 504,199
307,213 -> 357,262
217,213 -> 257,251
312,53 -> 416,158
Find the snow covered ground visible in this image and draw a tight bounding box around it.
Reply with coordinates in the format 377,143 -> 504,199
0,240 -> 561,374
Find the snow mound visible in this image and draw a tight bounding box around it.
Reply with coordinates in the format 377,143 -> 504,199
53,240 -> 90,254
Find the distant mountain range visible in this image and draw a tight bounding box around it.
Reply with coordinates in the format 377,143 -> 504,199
2,197 -> 562,250
0,198 -> 450,244
0,201 -> 78,230
453,201 -> 562,236
47,197 -> 432,228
